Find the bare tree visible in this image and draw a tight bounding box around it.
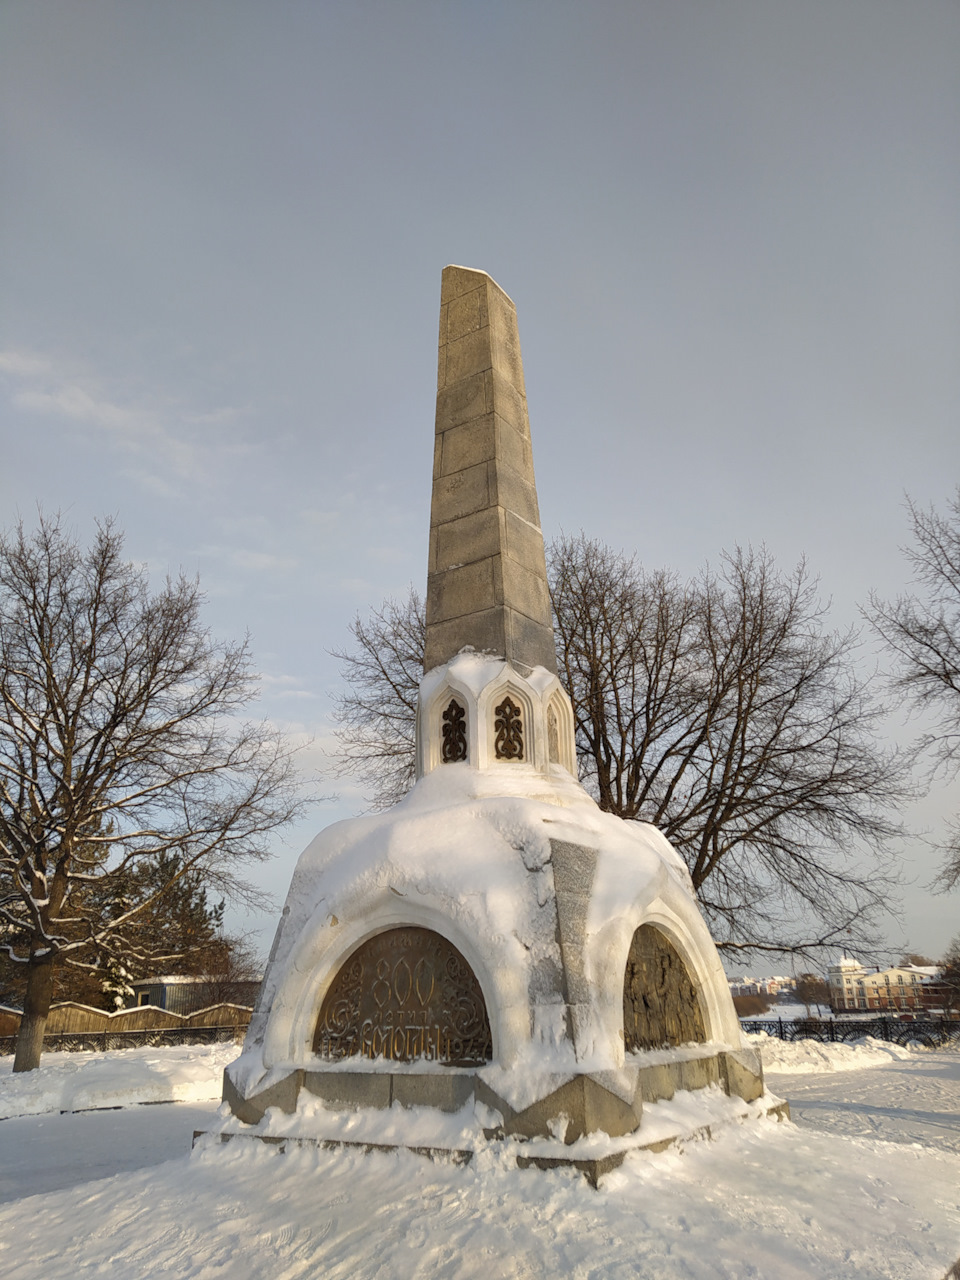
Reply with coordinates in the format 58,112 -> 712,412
795,972 -> 830,1018
868,488 -> 960,888
940,935 -> 960,1015
551,536 -> 909,957
332,535 -> 910,959
329,591 -> 425,808
0,515 -> 306,1069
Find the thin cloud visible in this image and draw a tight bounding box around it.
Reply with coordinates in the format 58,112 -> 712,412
0,347 -> 245,485
195,544 -> 300,575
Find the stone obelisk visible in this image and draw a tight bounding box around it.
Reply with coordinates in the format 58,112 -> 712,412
222,266 -> 770,1170
425,266 -> 556,675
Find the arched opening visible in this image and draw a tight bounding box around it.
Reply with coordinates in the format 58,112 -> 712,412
622,924 -> 706,1051
313,926 -> 493,1067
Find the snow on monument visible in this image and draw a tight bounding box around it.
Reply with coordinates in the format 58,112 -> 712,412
223,266 -> 770,1159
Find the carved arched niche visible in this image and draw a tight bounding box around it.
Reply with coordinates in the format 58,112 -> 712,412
622,924 -> 707,1052
313,927 -> 493,1067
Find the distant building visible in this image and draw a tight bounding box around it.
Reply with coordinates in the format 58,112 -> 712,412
128,974 -> 261,1016
727,975 -> 794,999
826,956 -> 941,1014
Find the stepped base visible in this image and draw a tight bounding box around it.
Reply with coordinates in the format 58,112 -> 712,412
199,1087 -> 789,1189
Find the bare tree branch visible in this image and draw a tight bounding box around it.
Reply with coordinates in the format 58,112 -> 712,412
328,591 -> 424,808
867,488 -> 960,888
0,513 -> 308,1068
332,536 -> 910,960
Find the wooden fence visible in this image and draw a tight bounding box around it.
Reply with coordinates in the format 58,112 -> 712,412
0,1001 -> 252,1054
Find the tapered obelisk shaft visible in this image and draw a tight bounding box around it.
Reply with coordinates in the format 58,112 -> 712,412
424,266 -> 557,675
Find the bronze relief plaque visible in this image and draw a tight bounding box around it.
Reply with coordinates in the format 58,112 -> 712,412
623,924 -> 707,1051
314,926 -> 493,1066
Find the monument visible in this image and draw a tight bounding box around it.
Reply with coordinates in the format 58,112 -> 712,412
222,267 -> 774,1170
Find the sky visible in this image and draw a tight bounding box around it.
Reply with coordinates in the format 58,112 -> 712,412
1,2 -> 958,973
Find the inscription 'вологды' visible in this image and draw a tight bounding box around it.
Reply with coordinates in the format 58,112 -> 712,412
313,927 -> 493,1067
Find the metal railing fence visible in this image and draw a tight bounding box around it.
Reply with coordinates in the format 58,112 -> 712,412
741,1016 -> 960,1049
0,1024 -> 245,1056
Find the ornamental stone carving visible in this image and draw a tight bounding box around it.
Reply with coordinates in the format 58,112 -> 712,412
314,927 -> 493,1066
441,698 -> 468,762
494,696 -> 524,760
623,924 -> 707,1051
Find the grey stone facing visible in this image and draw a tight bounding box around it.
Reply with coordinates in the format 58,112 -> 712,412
678,1055 -> 720,1092
301,1070 -> 476,1114
502,612 -> 558,675
391,1072 -> 476,1112
222,1067 -> 302,1125
488,462 -> 541,529
502,1074 -> 641,1144
550,840 -> 599,1055
426,558 -> 498,626
425,266 -> 556,674
429,462 -> 492,527
636,1061 -> 680,1104
423,610 -> 513,669
499,556 -> 552,627
435,372 -> 488,432
437,416 -> 497,476
718,1047 -> 765,1103
473,1075 -> 517,1129
515,1151 -> 628,1189
302,1070 -> 392,1111
434,507 -> 502,572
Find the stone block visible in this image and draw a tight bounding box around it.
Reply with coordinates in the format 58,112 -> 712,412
423,608 -> 509,672
428,526 -> 439,575
489,370 -> 529,434
436,372 -> 488,432
497,423 -> 534,490
550,841 -> 598,896
445,287 -> 484,344
503,1074 -> 641,1144
391,1073 -> 476,1112
429,462 -> 492,526
438,416 -> 497,476
302,1070 -> 391,1110
502,609 -> 558,675
527,956 -> 565,1005
719,1048 -> 765,1103
426,558 -> 497,625
487,291 -> 526,393
223,1067 -> 302,1125
435,508 -> 502,572
678,1055 -> 720,1092
441,265 -> 494,306
516,1152 -> 627,1189
502,508 -> 546,576
490,464 -> 541,527
474,1075 -> 515,1126
636,1062 -> 680,1103
497,555 -> 552,625
443,328 -> 493,386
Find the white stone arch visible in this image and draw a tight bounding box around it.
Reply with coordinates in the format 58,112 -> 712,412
265,896 -> 520,1067
590,895 -> 735,1054
418,678 -> 474,775
476,671 -> 536,768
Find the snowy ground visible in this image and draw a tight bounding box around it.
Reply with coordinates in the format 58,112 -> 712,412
0,1040 -> 957,1279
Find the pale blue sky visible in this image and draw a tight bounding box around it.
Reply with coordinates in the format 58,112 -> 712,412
2,2 -> 958,970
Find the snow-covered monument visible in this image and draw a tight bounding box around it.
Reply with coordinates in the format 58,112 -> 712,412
223,267 -> 772,1165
